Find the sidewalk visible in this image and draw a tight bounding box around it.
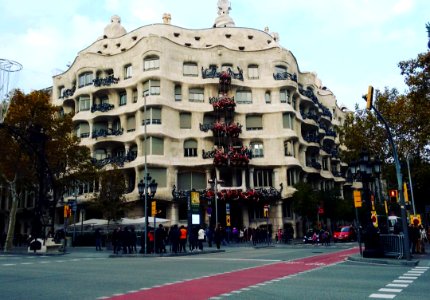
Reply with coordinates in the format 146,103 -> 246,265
347,243 -> 430,266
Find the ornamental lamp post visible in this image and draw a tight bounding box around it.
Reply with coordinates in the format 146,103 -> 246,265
138,175 -> 157,254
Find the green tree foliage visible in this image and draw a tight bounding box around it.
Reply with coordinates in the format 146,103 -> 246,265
338,46 -> 430,214
91,168 -> 128,224
0,90 -> 94,250
292,182 -> 318,224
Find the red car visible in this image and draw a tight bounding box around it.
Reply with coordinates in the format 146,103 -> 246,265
333,226 -> 356,242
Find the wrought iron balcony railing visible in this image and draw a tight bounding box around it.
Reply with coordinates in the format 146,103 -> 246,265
91,103 -> 115,113
92,75 -> 119,87
91,151 -> 137,168
202,66 -> 244,81
273,71 -> 298,82
92,128 -> 124,139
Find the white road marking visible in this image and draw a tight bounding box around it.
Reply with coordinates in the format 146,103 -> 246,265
386,283 -> 408,288
369,294 -> 396,299
392,280 -> 413,283
378,288 -> 402,293
398,276 -> 417,280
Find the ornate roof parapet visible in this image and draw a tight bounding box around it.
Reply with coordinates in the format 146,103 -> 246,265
102,15 -> 127,39
214,0 -> 235,28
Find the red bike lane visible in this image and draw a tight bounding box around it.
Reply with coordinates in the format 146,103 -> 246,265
106,247 -> 358,300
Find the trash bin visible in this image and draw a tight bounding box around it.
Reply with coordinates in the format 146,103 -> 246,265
66,237 -> 72,247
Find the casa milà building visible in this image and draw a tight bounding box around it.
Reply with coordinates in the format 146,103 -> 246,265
51,0 -> 348,237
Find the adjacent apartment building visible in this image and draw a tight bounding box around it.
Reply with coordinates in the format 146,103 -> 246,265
50,1 -> 349,237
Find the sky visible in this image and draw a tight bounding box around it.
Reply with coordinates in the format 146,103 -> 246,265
0,0 -> 429,110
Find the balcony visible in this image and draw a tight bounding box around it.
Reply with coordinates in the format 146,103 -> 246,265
306,160 -> 322,170
92,75 -> 119,87
91,151 -> 137,168
203,146 -> 252,167
273,71 -> 297,82
59,86 -> 76,99
92,128 -> 124,139
91,103 -> 115,113
209,95 -> 236,112
304,133 -> 320,144
202,66 -> 244,81
211,122 -> 242,138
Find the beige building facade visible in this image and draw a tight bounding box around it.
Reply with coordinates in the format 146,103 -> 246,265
51,1 -> 348,237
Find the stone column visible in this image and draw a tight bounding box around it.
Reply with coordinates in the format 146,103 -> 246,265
249,168 -> 254,189
242,204 -> 249,228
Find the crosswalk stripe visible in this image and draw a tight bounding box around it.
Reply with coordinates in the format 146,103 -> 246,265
369,293 -> 396,299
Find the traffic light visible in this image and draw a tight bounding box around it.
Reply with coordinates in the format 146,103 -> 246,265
366,85 -> 374,110
388,189 -> 398,203
371,211 -> 378,228
403,182 -> 409,203
63,205 -> 71,218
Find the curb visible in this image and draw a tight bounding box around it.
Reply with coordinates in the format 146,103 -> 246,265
347,255 -> 419,266
109,249 -> 225,258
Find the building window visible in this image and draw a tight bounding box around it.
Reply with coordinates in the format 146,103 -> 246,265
183,62 -> 198,76
287,168 -> 297,186
177,172 -> 206,190
280,88 -> 289,103
189,87 -> 204,102
127,116 -> 136,132
282,113 -> 294,129
143,107 -> 162,125
144,55 -> 160,71
246,115 -> 262,130
124,64 -> 132,79
184,139 -> 198,157
175,85 -> 182,101
322,157 -> 329,170
75,123 -> 90,138
274,65 -> 287,74
101,96 -> 109,104
58,86 -> 65,98
236,89 -> 252,104
79,96 -> 90,111
78,72 -> 93,88
265,91 -> 271,103
253,169 -> 273,187
284,140 -> 296,157
250,141 -> 264,158
132,89 -> 138,103
248,64 -> 259,79
94,149 -> 107,160
180,112 -> 192,129
143,80 -> 160,96
140,168 -> 167,187
142,136 -> 164,155
119,92 -> 127,106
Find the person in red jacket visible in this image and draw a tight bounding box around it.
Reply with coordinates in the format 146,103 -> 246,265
179,225 -> 187,253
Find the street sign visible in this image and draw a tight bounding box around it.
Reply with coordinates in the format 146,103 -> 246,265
410,214 -> 422,226
353,190 -> 362,208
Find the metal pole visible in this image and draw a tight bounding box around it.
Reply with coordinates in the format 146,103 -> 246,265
73,192 -> 77,246
214,178 -> 218,227
153,211 -> 156,254
372,107 -> 411,260
355,206 -> 363,256
144,95 -> 148,255
406,155 -> 416,215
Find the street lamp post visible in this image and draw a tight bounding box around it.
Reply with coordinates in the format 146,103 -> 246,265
208,178 -> 224,227
349,151 -> 382,257
138,175 -> 157,255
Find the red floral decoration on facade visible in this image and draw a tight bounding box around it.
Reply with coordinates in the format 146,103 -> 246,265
212,94 -> 236,111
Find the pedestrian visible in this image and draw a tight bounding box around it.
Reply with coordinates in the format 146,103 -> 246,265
95,228 -> 102,251
214,225 -> 222,249
130,227 -> 137,253
155,224 -> 166,253
179,225 -> 187,253
419,225 -> 427,253
206,226 -> 213,247
198,226 -> 205,251
112,228 -> 120,254
169,225 -> 180,253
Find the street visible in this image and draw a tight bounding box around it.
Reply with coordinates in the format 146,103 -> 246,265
0,242 -> 429,300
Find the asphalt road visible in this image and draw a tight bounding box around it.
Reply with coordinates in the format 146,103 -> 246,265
0,242 -> 429,300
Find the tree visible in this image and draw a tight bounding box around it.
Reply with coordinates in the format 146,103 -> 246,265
292,182 -> 319,229
0,89 -> 94,251
338,41 -> 430,216
91,168 -> 128,225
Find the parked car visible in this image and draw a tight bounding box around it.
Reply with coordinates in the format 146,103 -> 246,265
333,226 -> 356,242
303,229 -> 320,244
